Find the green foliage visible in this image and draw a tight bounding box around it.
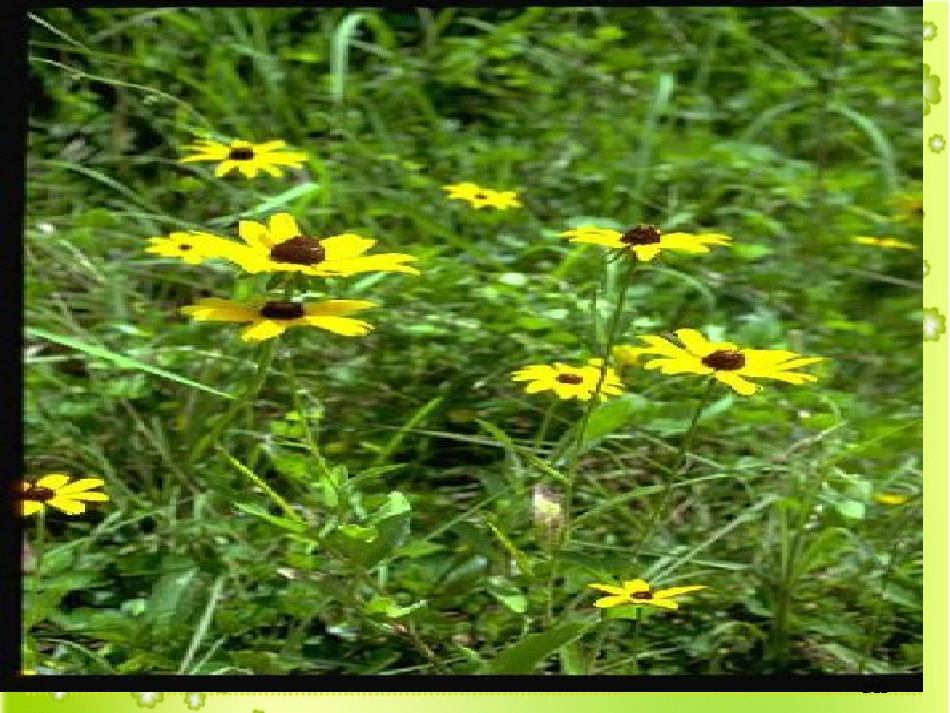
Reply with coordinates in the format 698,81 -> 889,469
25,7 -> 921,676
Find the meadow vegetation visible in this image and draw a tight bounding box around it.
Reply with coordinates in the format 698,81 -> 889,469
24,7 -> 923,675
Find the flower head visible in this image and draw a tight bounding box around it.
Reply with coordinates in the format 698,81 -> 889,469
924,22 -> 938,41
145,231 -> 250,265
511,358 -> 624,401
179,138 -> 308,178
187,213 -> 418,277
875,493 -> 911,506
853,236 -> 916,251
21,474 -> 109,516
924,307 -> 946,342
442,182 -> 521,210
181,297 -> 376,342
560,224 -> 732,262
616,329 -> 824,396
924,64 -> 941,116
929,134 -> 946,153
588,578 -> 707,610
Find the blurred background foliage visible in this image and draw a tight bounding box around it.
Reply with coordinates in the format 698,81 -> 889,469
26,7 -> 921,675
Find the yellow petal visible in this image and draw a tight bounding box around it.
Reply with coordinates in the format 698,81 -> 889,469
321,254 -> 420,276
588,583 -> 628,595
255,140 -> 287,152
593,595 -> 631,609
524,380 -> 552,394
714,371 -> 760,396
268,213 -> 301,242
47,497 -> 88,515
632,245 -> 662,261
653,585 -> 707,598
320,233 -> 377,260
55,478 -> 106,495
645,598 -> 679,609
302,316 -> 373,336
304,300 -> 376,317
238,162 -> 259,179
238,220 -> 272,250
181,299 -> 259,322
214,161 -> 239,177
35,474 -> 71,490
240,320 -> 289,341
674,329 -> 716,356
22,501 -> 44,516
621,579 -> 651,593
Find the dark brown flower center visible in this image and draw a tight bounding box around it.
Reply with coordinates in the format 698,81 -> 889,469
701,349 -> 746,371
556,374 -> 584,385
631,589 -> 653,600
269,236 -> 327,265
23,485 -> 56,502
620,225 -> 662,246
177,243 -> 193,251
474,192 -> 489,199
228,147 -> 255,161
259,301 -> 306,320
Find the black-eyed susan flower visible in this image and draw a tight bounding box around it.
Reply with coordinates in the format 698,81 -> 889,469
181,297 -> 376,342
21,474 -> 109,516
924,64 -> 941,116
924,307 -> 946,342
442,182 -> 521,210
195,213 -> 419,277
853,236 -> 916,250
560,224 -> 732,262
511,358 -> 623,401
588,578 -> 707,610
145,231 -> 250,265
875,492 -> 911,506
615,329 -> 824,396
179,138 -> 308,178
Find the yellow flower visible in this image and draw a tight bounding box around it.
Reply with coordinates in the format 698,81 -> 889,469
890,193 -> 924,224
853,236 -> 916,250
560,224 -> 732,262
192,213 -> 419,277
145,231 -> 250,265
616,329 -> 824,396
181,297 -> 376,342
588,579 -> 707,610
875,493 -> 910,506
442,182 -> 521,210
179,138 -> 308,178
511,358 -> 624,401
21,474 -> 109,516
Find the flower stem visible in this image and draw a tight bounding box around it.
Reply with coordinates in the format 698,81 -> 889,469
544,256 -> 638,628
27,512 -> 46,630
533,399 -> 558,453
631,376 -> 718,563
187,338 -> 278,468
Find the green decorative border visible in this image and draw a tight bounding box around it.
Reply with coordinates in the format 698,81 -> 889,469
9,4 -> 944,711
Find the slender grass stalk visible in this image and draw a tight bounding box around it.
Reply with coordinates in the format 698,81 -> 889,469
186,338 -> 278,468
27,512 -> 46,631
533,399 -> 558,453
631,376 -> 719,564
545,255 -> 638,628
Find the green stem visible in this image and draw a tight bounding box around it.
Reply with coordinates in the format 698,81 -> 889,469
533,399 -> 558,453
632,376 -> 718,564
187,338 -> 278,468
545,256 -> 638,628
27,512 -> 46,631
631,607 -> 644,675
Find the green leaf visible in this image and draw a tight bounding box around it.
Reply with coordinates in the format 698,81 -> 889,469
579,394 -> 647,445
27,327 -> 234,400
367,491 -> 411,525
833,499 -> 866,519
232,503 -> 308,533
484,621 -> 595,674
